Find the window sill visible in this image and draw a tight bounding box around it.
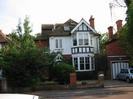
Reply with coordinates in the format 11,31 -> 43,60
76,69 -> 95,72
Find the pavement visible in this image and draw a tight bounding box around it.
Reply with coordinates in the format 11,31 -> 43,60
30,80 -> 133,99
104,80 -> 133,88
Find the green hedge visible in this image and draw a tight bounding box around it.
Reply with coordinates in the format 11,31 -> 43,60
52,62 -> 75,84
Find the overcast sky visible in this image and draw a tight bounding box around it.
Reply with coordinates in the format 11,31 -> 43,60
0,0 -> 127,35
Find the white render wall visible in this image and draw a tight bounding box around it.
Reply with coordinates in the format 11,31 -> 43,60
92,36 -> 99,54
49,36 -> 72,55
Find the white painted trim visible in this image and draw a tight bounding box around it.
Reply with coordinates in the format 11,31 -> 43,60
76,69 -> 94,72
71,18 -> 97,34
110,60 -> 129,63
110,60 -> 129,79
107,55 -> 127,58
72,53 -> 94,57
78,57 -> 80,70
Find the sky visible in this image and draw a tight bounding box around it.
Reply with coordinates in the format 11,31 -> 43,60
0,0 -> 127,35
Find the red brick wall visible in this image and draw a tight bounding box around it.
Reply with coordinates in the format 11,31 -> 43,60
106,40 -> 126,56
35,40 -> 48,48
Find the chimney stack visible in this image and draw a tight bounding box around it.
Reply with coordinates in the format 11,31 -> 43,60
116,20 -> 122,31
108,26 -> 113,40
89,16 -> 95,29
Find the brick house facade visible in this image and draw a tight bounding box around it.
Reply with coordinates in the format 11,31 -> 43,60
106,20 -> 129,79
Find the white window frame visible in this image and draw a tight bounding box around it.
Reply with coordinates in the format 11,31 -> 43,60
73,56 -> 95,71
77,32 -> 89,46
55,39 -> 62,49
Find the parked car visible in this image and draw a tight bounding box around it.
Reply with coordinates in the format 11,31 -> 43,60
0,94 -> 39,99
117,68 -> 133,83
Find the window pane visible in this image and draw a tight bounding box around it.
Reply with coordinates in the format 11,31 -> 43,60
79,39 -> 83,45
80,57 -> 84,70
84,33 -> 89,45
59,39 -> 62,48
79,33 -> 84,45
74,57 -> 78,70
73,34 -> 77,46
85,57 -> 90,69
55,39 -> 58,48
84,39 -> 89,45
90,36 -> 93,45
91,57 -> 95,70
83,24 -> 87,30
79,25 -> 82,30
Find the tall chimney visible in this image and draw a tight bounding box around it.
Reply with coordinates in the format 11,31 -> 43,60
108,26 -> 113,40
116,20 -> 122,31
89,16 -> 95,29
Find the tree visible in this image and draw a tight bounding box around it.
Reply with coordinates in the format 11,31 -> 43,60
119,0 -> 133,65
99,33 -> 109,54
0,16 -> 52,88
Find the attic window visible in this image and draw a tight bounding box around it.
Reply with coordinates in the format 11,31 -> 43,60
64,26 -> 70,31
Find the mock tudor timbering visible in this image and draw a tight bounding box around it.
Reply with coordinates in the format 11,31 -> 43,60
35,17 -> 100,80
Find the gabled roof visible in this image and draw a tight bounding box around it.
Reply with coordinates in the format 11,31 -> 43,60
71,18 -> 97,33
36,18 -> 100,40
64,19 -> 78,26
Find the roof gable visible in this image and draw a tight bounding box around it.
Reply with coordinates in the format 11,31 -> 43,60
71,18 -> 97,33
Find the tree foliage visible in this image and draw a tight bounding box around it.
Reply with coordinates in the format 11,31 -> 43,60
51,62 -> 75,84
0,16 -> 53,88
119,0 -> 133,65
99,33 -> 109,55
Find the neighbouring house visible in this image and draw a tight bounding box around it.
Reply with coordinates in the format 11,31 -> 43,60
35,16 -> 100,80
0,30 -> 9,78
106,20 -> 129,79
0,30 -> 9,49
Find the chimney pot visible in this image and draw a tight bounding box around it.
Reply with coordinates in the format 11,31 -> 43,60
116,20 -> 122,31
108,26 -> 113,39
89,16 -> 95,29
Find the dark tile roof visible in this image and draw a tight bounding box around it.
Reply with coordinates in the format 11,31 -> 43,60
36,19 -> 99,40
42,24 -> 54,30
40,19 -> 78,37
64,19 -> 78,26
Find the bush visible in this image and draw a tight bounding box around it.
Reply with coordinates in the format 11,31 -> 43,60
52,62 -> 75,84
3,49 -> 49,88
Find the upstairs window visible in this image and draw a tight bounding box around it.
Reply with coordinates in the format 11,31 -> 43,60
55,39 -> 62,49
79,33 -> 84,45
90,36 -> 93,45
73,34 -> 77,46
78,33 -> 89,46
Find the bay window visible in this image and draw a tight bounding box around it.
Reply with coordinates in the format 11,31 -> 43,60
73,56 -> 94,71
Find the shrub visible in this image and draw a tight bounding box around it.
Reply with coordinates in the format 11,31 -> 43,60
52,62 -> 75,84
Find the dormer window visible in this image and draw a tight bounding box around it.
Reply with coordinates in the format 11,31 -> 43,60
64,26 -> 70,31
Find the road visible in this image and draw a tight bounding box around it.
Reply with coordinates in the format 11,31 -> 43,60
30,80 -> 133,99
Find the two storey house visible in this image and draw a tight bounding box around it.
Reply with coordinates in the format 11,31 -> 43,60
35,16 -> 100,80
106,20 -> 129,79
